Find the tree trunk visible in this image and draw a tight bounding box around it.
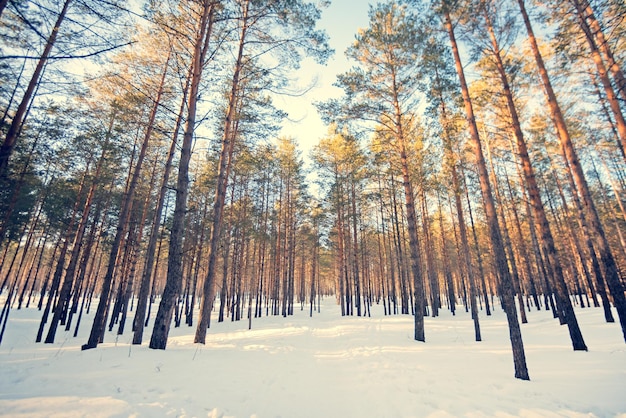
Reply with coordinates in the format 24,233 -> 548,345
82,85 -> 156,349
484,135 -> 527,325
350,181 -> 362,316
65,200 -> 103,331
336,173 -> 347,316
0,128 -> 44,246
517,0 -> 626,342
390,178 -> 409,314
576,0 -> 626,103
37,165 -> 91,343
569,0 -> 626,162
449,170 -> 481,339
423,190 -> 442,317
133,52 -> 188,344
400,148 -> 425,342
194,0 -> 250,344
444,9 -> 529,379
461,167 -> 491,316
10,194 -> 46,311
45,134 -> 110,343
0,0 -> 72,178
150,1 -> 216,350
378,172 -> 398,314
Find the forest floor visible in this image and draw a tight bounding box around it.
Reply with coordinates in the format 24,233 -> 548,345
0,298 -> 625,417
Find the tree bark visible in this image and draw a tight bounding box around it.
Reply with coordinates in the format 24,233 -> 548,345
194,0 -> 250,344
517,0 -> 626,342
444,9 -> 529,379
133,53 -> 189,344
149,1 -> 216,350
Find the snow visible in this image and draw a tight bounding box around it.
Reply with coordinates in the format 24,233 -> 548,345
0,299 -> 625,417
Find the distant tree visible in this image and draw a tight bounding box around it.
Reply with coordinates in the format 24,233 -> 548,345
193,0 -> 330,345
319,1 -> 428,340
312,125 -> 368,317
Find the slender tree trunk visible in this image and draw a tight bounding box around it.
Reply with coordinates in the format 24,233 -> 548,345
390,179 -> 408,314
423,190 -> 441,316
255,172 -> 270,318
449,167 -> 481,339
399,134 -> 426,341
0,0 -> 72,178
8,194 -> 46,310
518,0 -> 626,342
82,98 -> 153,349
434,71 -> 480,327
589,71 -> 626,161
350,181 -> 362,316
445,9 -> 529,379
484,135 -> 527,325
574,0 -> 626,104
461,168 -> 491,316
132,55 -> 188,344
555,152 -> 613,318
434,191 -> 453,315
569,0 -> 626,160
186,194 -> 210,327
378,172 -> 397,314
118,156 -> 159,336
195,0 -> 250,344
36,238 -> 61,310
66,199 -> 104,331
387,56 -> 425,336
336,173 -> 347,316
150,1 -> 216,350
504,165 -> 540,311
282,173 -> 293,317
0,129 -> 44,245
310,215 -> 319,317
23,231 -> 50,309
591,158 -> 626,259
555,175 -> 599,307
37,165 -> 91,343
45,137 -> 109,343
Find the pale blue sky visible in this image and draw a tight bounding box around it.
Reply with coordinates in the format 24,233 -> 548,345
277,0 -> 373,159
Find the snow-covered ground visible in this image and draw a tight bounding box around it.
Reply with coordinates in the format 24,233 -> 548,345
0,299 -> 625,417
